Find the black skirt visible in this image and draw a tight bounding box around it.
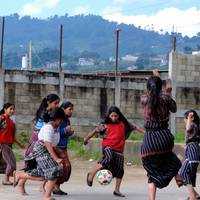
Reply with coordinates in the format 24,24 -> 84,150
141,121 -> 181,188
98,146 -> 124,179
179,142 -> 200,186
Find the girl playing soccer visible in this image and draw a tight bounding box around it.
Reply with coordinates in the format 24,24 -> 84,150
14,107 -> 65,200
141,70 -> 182,200
0,103 -> 25,185
84,106 -> 144,197
179,110 -> 200,200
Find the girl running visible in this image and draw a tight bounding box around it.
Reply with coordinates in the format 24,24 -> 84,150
0,103 -> 25,185
52,101 -> 74,195
20,94 -> 59,195
179,110 -> 200,200
25,93 -> 60,162
141,70 -> 182,200
14,107 -> 65,200
84,106 -> 144,197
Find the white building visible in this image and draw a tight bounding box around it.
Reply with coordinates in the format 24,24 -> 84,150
78,58 -> 95,66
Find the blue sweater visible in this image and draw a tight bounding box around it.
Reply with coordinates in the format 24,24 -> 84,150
57,117 -> 70,149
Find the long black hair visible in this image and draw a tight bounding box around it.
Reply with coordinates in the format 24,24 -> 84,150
184,110 -> 200,131
0,103 -> 15,115
147,76 -> 162,118
103,106 -> 132,139
36,94 -> 59,121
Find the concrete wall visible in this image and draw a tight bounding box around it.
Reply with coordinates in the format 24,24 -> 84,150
1,69 -> 157,136
169,52 -> 200,133
87,138 -> 185,162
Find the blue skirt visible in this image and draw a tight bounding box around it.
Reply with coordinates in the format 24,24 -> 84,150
179,142 -> 200,186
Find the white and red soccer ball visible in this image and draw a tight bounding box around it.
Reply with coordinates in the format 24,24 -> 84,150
96,169 -> 113,185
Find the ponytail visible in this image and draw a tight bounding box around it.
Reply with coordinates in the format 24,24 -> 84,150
147,76 -> 162,118
35,94 -> 59,121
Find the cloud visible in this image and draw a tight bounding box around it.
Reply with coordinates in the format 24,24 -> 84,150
102,7 -> 200,37
72,6 -> 90,15
101,6 -> 122,16
20,0 -> 60,16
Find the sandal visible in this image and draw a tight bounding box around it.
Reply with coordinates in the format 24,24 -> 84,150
113,191 -> 126,197
86,173 -> 93,187
2,181 -> 13,185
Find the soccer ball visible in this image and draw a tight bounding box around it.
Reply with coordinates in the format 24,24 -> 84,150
96,169 -> 113,185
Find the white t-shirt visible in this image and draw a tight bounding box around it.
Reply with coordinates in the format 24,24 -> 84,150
38,123 -> 60,147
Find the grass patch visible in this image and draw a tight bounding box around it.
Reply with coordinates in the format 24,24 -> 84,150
128,131 -> 185,144
174,131 -> 184,144
13,132 -> 29,149
128,133 -> 144,141
68,136 -> 101,160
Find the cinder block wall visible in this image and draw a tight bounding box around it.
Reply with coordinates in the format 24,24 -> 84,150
169,52 -> 200,133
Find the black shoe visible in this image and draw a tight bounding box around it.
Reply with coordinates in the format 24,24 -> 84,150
113,191 -> 125,197
87,173 -> 93,187
53,190 -> 68,195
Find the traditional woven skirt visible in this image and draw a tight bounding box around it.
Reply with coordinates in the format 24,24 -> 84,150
25,127 -> 39,159
179,142 -> 200,187
141,122 -> 181,189
54,148 -> 71,184
30,142 -> 63,180
98,146 -> 124,179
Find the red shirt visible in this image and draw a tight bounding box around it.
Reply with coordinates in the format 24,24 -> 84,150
102,121 -> 126,153
0,115 -> 16,144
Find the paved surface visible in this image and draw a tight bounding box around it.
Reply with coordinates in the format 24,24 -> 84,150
0,160 -> 199,200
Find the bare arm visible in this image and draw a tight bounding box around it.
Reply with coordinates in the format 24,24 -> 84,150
14,138 -> 25,149
45,142 -> 62,163
84,129 -> 97,145
186,112 -> 194,131
135,127 -> 145,134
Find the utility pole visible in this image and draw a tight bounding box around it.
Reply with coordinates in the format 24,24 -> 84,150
58,24 -> 64,101
114,28 -> 121,108
115,28 -> 121,76
58,24 -> 63,73
0,16 -> 5,69
28,40 -> 32,69
171,25 -> 176,52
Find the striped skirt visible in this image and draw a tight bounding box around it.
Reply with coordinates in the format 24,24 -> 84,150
179,142 -> 200,187
30,142 -> 63,180
141,122 -> 181,188
98,146 -> 124,179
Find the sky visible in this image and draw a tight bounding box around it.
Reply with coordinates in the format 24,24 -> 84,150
1,0 -> 200,37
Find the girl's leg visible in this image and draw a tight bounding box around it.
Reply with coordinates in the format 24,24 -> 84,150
15,171 -> 44,181
17,179 -> 28,196
14,171 -> 44,195
39,180 -> 47,193
113,178 -> 125,197
1,145 -> 16,184
194,188 -> 200,198
43,179 -> 57,200
87,163 -> 102,186
187,184 -> 196,200
148,183 -> 157,200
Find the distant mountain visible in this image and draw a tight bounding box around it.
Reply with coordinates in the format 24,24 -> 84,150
1,13 -> 200,69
